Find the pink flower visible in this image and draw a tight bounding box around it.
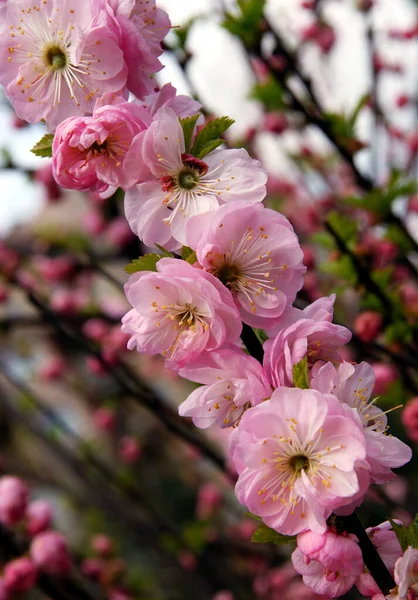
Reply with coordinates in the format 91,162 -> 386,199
356,521 -> 402,597
186,202 -> 306,328
401,398 -> 418,443
26,500 -> 52,536
292,528 -> 363,597
196,483 -> 223,520
124,108 -> 267,248
311,361 -> 412,484
139,83 -> 202,119
0,476 -> 29,526
354,311 -> 383,343
106,0 -> 171,100
3,558 -> 37,594
0,0 -> 127,128
178,346 -> 271,428
52,96 -> 151,199
393,546 -> 418,599
30,531 -> 72,575
263,296 -> 351,388
118,436 -> 142,464
92,534 -> 114,557
231,387 -> 366,536
122,258 -> 242,368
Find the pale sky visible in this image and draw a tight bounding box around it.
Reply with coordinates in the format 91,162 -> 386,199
1,0 -> 417,235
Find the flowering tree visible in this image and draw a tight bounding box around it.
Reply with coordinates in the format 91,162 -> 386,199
0,0 -> 418,599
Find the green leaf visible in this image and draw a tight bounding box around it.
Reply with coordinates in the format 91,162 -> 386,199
388,518 -> 418,551
31,133 -> 54,157
124,255 -> 162,274
154,244 -> 173,258
292,357 -> 309,389
180,115 -> 200,153
252,523 -> 296,545
327,211 -> 358,246
254,328 -> 269,344
348,93 -> 371,128
251,77 -> 286,112
181,246 -> 197,264
191,116 -> 234,159
223,0 -> 266,48
320,255 -> 357,284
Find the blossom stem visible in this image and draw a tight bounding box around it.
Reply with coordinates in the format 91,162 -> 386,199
335,513 -> 396,595
240,325 -> 397,597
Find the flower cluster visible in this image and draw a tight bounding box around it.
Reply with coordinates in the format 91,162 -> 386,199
0,1 -> 413,598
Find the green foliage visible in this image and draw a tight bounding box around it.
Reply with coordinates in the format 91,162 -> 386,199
252,522 -> 296,545
190,117 -> 235,158
223,0 -> 266,48
389,516 -> 418,551
345,171 -> 416,220
181,246 -> 197,264
254,328 -> 269,344
327,211 -> 358,247
31,133 -> 54,157
251,77 -> 286,112
321,255 -> 357,285
385,321 -> 413,345
311,231 -> 335,250
180,115 -> 200,153
124,255 -> 162,274
292,357 -> 309,390
323,93 -> 369,153
154,244 -> 174,258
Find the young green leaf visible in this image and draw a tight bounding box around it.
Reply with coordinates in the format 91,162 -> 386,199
251,523 -> 296,545
31,133 -> 54,158
180,115 -> 200,153
292,357 -> 309,389
191,117 -> 235,159
181,246 -> 197,264
124,255 -> 162,274
154,244 -> 174,258
388,518 -> 418,551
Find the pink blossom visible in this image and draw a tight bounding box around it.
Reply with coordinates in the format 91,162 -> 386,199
178,346 -> 271,428
118,436 -> 142,464
92,534 -> 114,557
263,296 -> 351,388
52,96 -> 151,199
311,361 -> 412,484
402,398 -> 418,443
0,0 -> 127,128
292,528 -> 363,597
124,108 -> 267,248
212,592 -> 235,600
106,0 -> 171,100
356,521 -> 402,597
196,483 -> 223,520
30,531 -> 72,575
231,387 -> 366,536
354,311 -> 383,342
0,579 -> 9,600
393,546 -> 418,599
93,407 -> 117,433
139,83 -> 202,119
372,363 -> 398,395
121,258 -> 242,368
26,500 -> 53,536
3,558 -> 37,593
0,476 -> 29,526
186,202 -> 306,328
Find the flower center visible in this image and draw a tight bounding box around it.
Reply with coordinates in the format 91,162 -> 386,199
90,140 -> 109,155
177,167 -> 200,190
288,454 -> 310,474
43,44 -> 68,70
214,262 -> 242,289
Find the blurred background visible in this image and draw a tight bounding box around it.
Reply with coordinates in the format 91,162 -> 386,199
1,0 -> 418,598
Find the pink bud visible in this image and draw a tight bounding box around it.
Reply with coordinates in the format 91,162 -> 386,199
4,558 -> 37,593
26,500 -> 52,536
0,477 -> 28,525
83,210 -> 106,236
316,25 -> 336,54
263,112 -> 289,134
0,579 -> 10,600
408,133 -> 418,154
106,218 -> 135,249
38,356 -> 65,381
371,363 -> 398,396
0,285 -> 8,304
301,245 -> 315,270
82,319 -> 109,342
212,592 -> 235,600
196,483 -> 222,520
93,407 -> 117,433
402,398 -> 418,442
86,356 -> 109,376
50,289 -> 77,315
82,558 -> 104,580
109,589 -> 131,600
396,94 -> 410,108
30,531 -> 72,576
92,534 -> 114,557
118,437 -> 142,465
354,311 -> 383,342
178,550 -> 197,571
409,195 -> 418,213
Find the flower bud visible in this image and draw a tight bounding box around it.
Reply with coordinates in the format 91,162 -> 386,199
26,500 -> 52,536
0,477 -> 28,525
92,534 -> 114,557
354,311 -> 383,342
93,407 -> 117,433
30,531 -> 72,575
118,437 -> 142,465
4,558 -> 37,593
